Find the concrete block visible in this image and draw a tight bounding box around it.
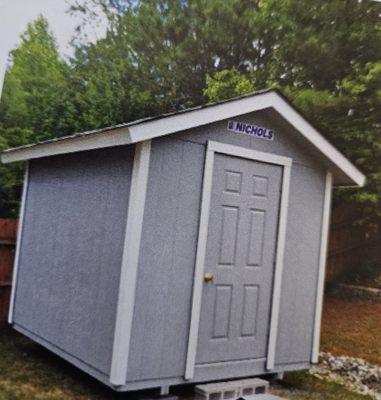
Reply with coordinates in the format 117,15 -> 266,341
234,378 -> 269,396
195,378 -> 270,400
195,381 -> 239,400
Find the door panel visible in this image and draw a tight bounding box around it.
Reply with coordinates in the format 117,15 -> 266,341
196,153 -> 282,364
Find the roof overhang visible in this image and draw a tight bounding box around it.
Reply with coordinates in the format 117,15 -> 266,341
1,89 -> 365,187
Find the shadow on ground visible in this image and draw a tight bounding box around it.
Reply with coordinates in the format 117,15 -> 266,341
0,317 -> 374,400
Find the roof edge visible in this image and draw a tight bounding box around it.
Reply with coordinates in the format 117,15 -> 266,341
1,89 -> 365,187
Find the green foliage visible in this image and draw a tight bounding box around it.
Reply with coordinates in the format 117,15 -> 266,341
69,0 -> 282,116
204,69 -> 255,103
0,126 -> 32,217
204,67 -> 381,225
341,258 -> 381,289
0,0 -> 380,222
279,371 -> 374,400
206,69 -> 381,222
0,16 -> 74,140
0,16 -> 76,217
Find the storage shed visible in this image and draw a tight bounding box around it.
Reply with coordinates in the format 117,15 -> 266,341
2,89 -> 365,392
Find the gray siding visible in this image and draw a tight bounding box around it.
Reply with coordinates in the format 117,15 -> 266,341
128,137 -> 205,381
127,109 -> 325,384
14,146 -> 134,375
13,107 -> 326,390
276,164 -> 324,364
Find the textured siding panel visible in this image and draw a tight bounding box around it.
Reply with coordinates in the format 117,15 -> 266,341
127,110 -> 325,384
13,146 -> 134,375
275,164 -> 325,364
127,137 -> 205,381
12,106 -> 326,389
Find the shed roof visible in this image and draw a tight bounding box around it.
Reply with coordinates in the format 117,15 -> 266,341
1,89 -> 365,187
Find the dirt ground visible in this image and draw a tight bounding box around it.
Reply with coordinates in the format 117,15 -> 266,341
320,296 -> 381,365
0,296 -> 379,399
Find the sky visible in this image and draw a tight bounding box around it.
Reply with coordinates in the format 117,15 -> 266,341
0,0 -> 107,96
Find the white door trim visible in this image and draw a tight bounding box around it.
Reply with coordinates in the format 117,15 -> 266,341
266,161 -> 291,370
110,140 -> 151,386
185,141 -> 292,379
8,163 -> 29,323
311,171 -> 333,362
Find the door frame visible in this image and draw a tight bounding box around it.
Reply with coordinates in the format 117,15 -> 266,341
184,140 -> 292,380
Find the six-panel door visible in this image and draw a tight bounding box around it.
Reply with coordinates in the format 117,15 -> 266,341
196,153 -> 282,364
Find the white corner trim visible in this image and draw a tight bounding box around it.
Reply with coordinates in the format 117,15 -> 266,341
266,163 -> 292,370
110,140 -> 151,386
184,145 -> 215,380
1,91 -> 365,188
185,141 -> 292,379
8,164 -> 29,323
311,171 -> 333,363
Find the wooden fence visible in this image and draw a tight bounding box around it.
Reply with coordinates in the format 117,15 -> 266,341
326,206 -> 381,283
0,219 -> 17,323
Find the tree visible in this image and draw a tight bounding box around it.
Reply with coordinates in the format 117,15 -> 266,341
70,0 -> 281,112
1,0 -> 380,220
0,127 -> 33,217
0,16 -> 74,141
204,69 -> 255,103
203,62 -> 381,224
261,0 -> 381,90
0,16 -> 73,217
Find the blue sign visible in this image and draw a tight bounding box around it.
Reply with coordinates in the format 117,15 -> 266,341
227,120 -> 274,141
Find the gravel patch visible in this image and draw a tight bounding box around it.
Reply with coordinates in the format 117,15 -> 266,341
311,352 -> 381,399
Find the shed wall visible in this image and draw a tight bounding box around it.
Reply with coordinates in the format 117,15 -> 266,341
13,146 -> 135,376
128,137 -> 205,381
127,110 -> 325,384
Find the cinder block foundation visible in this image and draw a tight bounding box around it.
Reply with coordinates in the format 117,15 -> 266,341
195,378 -> 269,400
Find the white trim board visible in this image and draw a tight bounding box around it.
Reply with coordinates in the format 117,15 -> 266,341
184,141 -> 292,380
8,164 -> 29,323
311,171 -> 333,363
266,162 -> 291,370
110,140 -> 151,386
1,90 -> 364,187
185,145 -> 215,380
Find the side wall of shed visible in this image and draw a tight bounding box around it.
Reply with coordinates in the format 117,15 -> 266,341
12,146 -> 135,378
126,109 -> 326,385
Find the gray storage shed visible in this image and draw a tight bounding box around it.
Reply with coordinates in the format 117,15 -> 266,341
2,89 -> 365,392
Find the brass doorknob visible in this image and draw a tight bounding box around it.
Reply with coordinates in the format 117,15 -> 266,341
204,273 -> 214,282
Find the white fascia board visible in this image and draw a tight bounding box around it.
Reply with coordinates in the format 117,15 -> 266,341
126,93 -> 365,187
1,91 -> 365,188
1,93 -> 273,164
1,127 -> 132,164
128,93 -> 274,142
266,93 -> 365,187
130,92 -> 365,186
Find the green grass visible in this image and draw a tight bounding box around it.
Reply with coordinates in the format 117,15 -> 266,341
0,326 -> 128,399
0,325 -> 374,399
271,371 -> 373,400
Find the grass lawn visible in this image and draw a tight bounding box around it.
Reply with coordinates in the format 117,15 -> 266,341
320,296 -> 381,365
272,371 -> 373,400
0,326 -> 128,399
0,308 -> 376,400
